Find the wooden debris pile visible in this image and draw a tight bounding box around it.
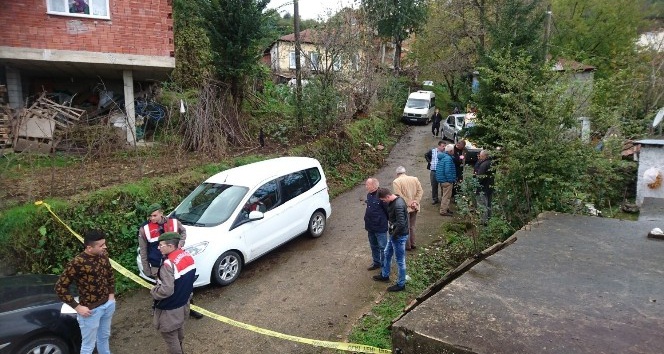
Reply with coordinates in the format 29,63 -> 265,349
0,85 -> 11,153
15,93 -> 86,153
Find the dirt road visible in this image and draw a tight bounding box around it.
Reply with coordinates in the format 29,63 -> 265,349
110,123 -> 448,353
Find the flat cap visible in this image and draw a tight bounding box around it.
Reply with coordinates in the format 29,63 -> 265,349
158,232 -> 180,242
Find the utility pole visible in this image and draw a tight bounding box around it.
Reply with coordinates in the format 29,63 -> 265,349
543,4 -> 552,62
294,0 -> 303,128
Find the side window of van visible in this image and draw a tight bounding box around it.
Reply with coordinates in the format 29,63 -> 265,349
305,167 -> 321,186
234,180 -> 281,226
281,171 -> 310,203
430,97 -> 435,108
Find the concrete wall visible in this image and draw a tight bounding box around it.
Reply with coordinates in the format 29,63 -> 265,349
0,0 -> 173,57
637,144 -> 664,205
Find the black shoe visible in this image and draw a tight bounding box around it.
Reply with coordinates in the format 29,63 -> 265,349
372,274 -> 390,282
431,200 -> 439,205
190,310 -> 204,319
367,264 -> 380,271
446,210 -> 454,215
440,212 -> 453,216
387,284 -> 405,292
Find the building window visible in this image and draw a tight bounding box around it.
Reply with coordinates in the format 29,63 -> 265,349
47,0 -> 110,19
333,56 -> 342,71
289,51 -> 296,69
351,53 -> 360,71
310,52 -> 320,71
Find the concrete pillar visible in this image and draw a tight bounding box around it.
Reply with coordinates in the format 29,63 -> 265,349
5,66 -> 23,109
122,70 -> 136,145
579,117 -> 590,143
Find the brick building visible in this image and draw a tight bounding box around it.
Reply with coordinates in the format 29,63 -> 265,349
0,0 -> 175,144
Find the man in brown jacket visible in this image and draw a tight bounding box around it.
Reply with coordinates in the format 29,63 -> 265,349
392,166 -> 423,250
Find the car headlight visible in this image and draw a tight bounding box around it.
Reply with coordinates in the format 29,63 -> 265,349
184,241 -> 209,257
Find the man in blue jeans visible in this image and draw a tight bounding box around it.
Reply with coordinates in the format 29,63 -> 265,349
55,230 -> 116,354
364,178 -> 389,271
373,187 -> 409,292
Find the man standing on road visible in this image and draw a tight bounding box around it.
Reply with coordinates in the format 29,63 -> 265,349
138,203 -> 203,319
431,108 -> 443,137
151,232 -> 197,354
474,150 -> 494,224
373,187 -> 409,292
55,230 -> 116,354
451,140 -> 467,198
364,178 -> 389,271
425,140 -> 445,205
436,144 -> 457,216
392,166 -> 423,250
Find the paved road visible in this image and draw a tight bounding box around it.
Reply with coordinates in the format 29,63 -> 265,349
110,123 -> 446,353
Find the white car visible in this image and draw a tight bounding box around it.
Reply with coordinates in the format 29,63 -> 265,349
442,112 -> 476,143
137,157 -> 332,287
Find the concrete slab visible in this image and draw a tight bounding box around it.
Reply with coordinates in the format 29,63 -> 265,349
392,212 -> 664,354
639,197 -> 664,222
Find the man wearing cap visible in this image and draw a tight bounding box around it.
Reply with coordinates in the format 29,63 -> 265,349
392,166 -> 423,250
138,203 -> 186,279
151,232 -> 197,354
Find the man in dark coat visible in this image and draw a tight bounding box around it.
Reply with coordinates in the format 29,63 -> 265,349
431,108 -> 443,137
474,150 -> 494,224
372,187 -> 409,292
363,178 -> 388,270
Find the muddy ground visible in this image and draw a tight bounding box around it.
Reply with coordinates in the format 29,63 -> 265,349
105,123 -> 454,354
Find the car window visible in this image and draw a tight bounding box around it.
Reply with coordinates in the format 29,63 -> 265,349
306,167 -> 321,187
447,115 -> 454,125
281,171 -> 310,203
233,180 -> 281,226
456,116 -> 465,128
172,183 -> 248,227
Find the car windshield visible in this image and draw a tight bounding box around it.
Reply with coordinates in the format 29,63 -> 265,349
406,99 -> 428,109
172,183 -> 249,227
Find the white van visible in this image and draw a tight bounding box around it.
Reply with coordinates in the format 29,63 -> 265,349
137,157 -> 332,287
402,90 -> 436,124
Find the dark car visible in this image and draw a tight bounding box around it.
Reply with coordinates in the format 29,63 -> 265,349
0,274 -> 81,354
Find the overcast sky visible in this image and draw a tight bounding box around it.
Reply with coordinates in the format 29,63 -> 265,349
267,0 -> 358,20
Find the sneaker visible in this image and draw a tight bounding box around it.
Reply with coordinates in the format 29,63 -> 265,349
387,284 -> 405,292
446,210 -> 454,215
431,200 -> 439,205
367,264 -> 380,271
440,212 -> 453,216
372,274 -> 390,282
190,310 -> 204,319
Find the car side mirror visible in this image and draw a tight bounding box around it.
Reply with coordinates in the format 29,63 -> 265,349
248,211 -> 264,221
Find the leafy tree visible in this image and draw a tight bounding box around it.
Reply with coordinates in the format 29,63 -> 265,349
200,0 -> 272,102
549,0 -> 643,77
362,0 -> 428,71
171,0 -> 213,89
481,0 -> 547,61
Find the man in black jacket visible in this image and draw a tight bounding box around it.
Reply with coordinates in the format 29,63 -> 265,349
431,108 -> 443,137
372,187 -> 409,292
474,150 -> 494,224
363,178 -> 388,271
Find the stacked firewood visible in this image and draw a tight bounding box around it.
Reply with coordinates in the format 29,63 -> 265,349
0,85 -> 11,153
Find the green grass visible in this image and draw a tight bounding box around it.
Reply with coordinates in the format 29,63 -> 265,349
1,152 -> 82,177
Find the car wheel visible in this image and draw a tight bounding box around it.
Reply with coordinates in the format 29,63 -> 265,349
16,336 -> 70,354
308,211 -> 326,238
212,251 -> 242,286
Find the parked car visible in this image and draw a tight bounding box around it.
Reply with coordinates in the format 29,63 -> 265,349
137,157 -> 332,288
441,112 -> 476,143
402,90 -> 436,124
0,274 -> 81,354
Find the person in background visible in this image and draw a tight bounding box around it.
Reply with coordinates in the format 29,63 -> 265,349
436,144 -> 457,216
151,232 -> 197,354
451,140 -> 467,198
425,140 -> 446,205
55,230 -> 116,354
372,187 -> 409,292
431,108 -> 443,137
474,150 -> 494,224
364,178 -> 388,271
69,0 -> 90,14
392,166 -> 423,250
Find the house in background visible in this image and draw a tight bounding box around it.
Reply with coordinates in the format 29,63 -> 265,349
0,0 -> 175,145
552,58 -> 596,142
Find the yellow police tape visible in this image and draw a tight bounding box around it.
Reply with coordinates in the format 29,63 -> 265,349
36,201 -> 390,354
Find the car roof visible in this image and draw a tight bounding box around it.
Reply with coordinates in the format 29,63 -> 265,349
205,157 -> 322,187
0,274 -> 62,312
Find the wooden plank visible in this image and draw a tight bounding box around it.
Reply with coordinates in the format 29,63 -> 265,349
18,116 -> 56,139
